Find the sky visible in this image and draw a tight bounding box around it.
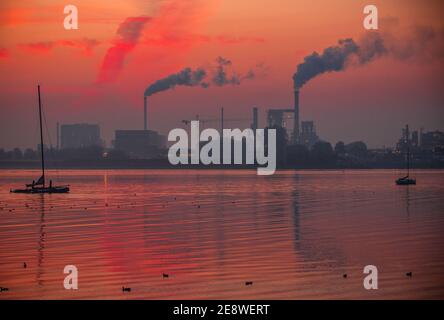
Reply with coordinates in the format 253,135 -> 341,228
0,0 -> 443,149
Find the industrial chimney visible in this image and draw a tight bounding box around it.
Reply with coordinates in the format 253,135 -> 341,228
144,96 -> 147,130
293,84 -> 300,144
252,107 -> 258,131
221,107 -> 224,134
56,122 -> 60,150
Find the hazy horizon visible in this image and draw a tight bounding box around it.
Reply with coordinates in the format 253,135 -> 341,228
1,0 -> 443,150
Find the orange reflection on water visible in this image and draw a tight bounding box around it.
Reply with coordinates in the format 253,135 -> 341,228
0,169 -> 443,299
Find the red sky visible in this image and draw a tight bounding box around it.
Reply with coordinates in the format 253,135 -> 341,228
0,0 -> 443,149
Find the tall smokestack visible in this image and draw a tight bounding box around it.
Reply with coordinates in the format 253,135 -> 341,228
293,84 -> 300,144
144,96 -> 147,130
56,122 -> 60,150
252,107 -> 258,131
221,107 -> 224,134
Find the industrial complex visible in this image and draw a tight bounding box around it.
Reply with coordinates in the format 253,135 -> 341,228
48,78 -> 443,165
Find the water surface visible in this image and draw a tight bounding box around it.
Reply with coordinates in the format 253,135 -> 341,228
0,169 -> 443,299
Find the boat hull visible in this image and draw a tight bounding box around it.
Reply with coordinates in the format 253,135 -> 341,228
10,186 -> 70,194
396,178 -> 416,185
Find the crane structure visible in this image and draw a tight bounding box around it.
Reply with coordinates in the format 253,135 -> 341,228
181,107 -> 249,132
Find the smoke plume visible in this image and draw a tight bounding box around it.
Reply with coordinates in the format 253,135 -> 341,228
144,67 -> 208,96
97,16 -> 151,83
293,26 -> 444,89
144,56 -> 261,96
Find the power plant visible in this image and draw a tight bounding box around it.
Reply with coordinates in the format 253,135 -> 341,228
112,72 -> 319,160
251,107 -> 258,131
293,87 -> 300,144
60,123 -> 102,149
144,96 -> 148,130
266,79 -> 319,147
111,94 -> 165,159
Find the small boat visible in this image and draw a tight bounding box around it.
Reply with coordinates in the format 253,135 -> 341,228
10,85 -> 69,194
396,147 -> 416,185
12,184 -> 70,194
396,175 -> 416,185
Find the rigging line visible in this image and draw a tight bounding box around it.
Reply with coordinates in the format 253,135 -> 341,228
41,100 -> 61,180
42,107 -> 53,148
32,107 -> 39,150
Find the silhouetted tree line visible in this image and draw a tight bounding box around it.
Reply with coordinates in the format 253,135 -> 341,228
261,125 -> 372,167
0,140 -> 379,165
284,140 -> 370,167
0,146 -> 105,161
0,148 -> 38,160
1,136 -> 443,169
286,142 -> 335,167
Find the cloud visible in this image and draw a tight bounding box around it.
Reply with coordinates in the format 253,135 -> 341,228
96,1 -> 256,84
57,39 -> 101,55
215,35 -> 265,45
141,34 -> 265,47
0,6 -> 125,27
18,38 -> 101,55
95,0 -> 219,84
0,47 -> 9,59
96,16 -> 151,84
18,41 -> 54,53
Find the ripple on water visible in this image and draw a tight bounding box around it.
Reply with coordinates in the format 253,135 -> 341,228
0,169 -> 444,299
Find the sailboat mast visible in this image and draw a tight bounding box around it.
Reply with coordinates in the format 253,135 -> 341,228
38,85 -> 45,186
407,147 -> 410,177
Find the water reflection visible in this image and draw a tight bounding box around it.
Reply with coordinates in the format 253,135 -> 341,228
291,173 -> 300,244
404,185 -> 411,219
0,169 -> 443,299
37,194 -> 45,287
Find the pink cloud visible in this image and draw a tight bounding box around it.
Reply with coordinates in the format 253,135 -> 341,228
17,38 -> 101,55
141,34 -> 265,47
56,38 -> 101,55
95,0 -> 216,84
215,35 -> 265,44
0,47 -> 9,58
96,16 -> 151,84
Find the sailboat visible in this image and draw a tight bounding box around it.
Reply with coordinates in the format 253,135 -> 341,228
396,146 -> 416,185
10,85 -> 69,194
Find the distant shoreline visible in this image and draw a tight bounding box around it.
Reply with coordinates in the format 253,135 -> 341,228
1,160 -> 443,170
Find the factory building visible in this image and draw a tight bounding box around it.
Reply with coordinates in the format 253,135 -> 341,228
111,96 -> 165,159
251,107 -> 258,131
300,121 -> 319,148
61,123 -> 101,149
396,124 -> 444,154
266,81 -> 320,148
293,88 -> 300,143
396,124 -> 419,153
420,130 -> 444,153
267,108 -> 295,139
113,130 -> 165,159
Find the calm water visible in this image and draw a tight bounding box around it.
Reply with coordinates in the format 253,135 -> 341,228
0,169 -> 443,299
